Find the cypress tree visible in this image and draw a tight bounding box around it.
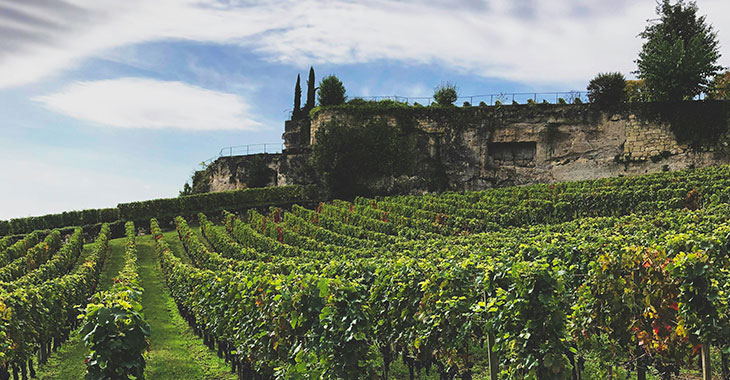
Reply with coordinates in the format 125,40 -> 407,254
293,74 -> 302,118
305,66 -> 316,112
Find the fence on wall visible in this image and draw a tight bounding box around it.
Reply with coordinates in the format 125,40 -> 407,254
354,91 -> 589,106
199,143 -> 285,169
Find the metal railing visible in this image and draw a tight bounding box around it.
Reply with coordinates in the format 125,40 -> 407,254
218,143 -> 285,157
199,143 -> 285,169
354,91 -> 589,106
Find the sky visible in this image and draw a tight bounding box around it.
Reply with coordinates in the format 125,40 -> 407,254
1,0 -> 729,219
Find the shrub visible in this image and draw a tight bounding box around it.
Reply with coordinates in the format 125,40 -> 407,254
318,75 -> 347,106
573,97 -> 583,104
479,101 -> 487,107
587,72 -> 627,108
558,98 -> 567,104
433,82 -> 458,105
347,98 -> 368,106
462,101 -> 471,107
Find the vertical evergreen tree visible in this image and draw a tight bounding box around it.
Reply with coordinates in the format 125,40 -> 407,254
293,74 -> 302,118
304,66 -> 316,112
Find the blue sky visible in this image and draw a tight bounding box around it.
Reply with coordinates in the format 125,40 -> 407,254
1,0 -> 728,219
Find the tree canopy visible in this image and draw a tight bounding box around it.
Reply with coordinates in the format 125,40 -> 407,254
317,75 -> 347,107
635,0 -> 723,101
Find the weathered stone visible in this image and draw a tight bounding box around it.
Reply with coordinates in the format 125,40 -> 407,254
193,103 -> 730,195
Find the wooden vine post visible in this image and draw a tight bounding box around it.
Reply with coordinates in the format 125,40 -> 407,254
701,344 -> 711,380
487,331 -> 498,380
636,344 -> 647,380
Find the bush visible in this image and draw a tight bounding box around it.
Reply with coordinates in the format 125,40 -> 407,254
347,98 -> 368,106
318,75 -> 347,106
462,101 -> 471,107
587,72 -> 627,109
433,82 -> 458,105
558,98 -> 567,104
117,185 -> 317,221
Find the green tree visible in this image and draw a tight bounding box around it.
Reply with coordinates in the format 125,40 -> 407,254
433,82 -> 458,105
179,182 -> 192,196
587,72 -> 627,109
292,74 -> 302,118
317,75 -> 347,106
625,79 -> 652,102
304,66 -> 316,112
709,70 -> 730,100
635,0 -> 723,101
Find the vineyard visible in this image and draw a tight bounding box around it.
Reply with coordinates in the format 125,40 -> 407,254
2,165 -> 730,379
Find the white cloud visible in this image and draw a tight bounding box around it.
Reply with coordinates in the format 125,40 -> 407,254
1,0 -> 729,88
33,78 -> 260,130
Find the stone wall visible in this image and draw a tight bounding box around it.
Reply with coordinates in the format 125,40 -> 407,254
622,115 -> 687,161
193,102 -> 730,195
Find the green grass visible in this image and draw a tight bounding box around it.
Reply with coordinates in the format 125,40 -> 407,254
35,231 -> 235,380
138,233 -> 236,380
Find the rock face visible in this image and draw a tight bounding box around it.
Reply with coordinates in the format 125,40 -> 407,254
193,102 -> 730,195
193,153 -> 281,193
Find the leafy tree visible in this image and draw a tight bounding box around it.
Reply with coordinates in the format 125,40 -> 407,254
433,82 -> 458,105
317,75 -> 347,106
304,66 -> 316,112
709,70 -> 730,100
179,182 -> 192,196
587,72 -> 627,109
293,74 -> 302,118
625,79 -> 652,102
635,0 -> 723,101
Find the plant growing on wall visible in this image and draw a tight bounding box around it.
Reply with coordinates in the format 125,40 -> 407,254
635,0 -> 723,101
587,72 -> 627,109
433,82 -> 458,106
312,118 -> 411,199
318,75 -> 347,106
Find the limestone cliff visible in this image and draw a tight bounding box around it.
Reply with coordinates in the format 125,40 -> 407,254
193,101 -> 730,195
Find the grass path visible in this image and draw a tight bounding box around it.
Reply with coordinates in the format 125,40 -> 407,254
35,231 -> 235,380
138,232 -> 235,380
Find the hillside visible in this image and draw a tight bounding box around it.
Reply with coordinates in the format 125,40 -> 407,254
2,165 -> 730,379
